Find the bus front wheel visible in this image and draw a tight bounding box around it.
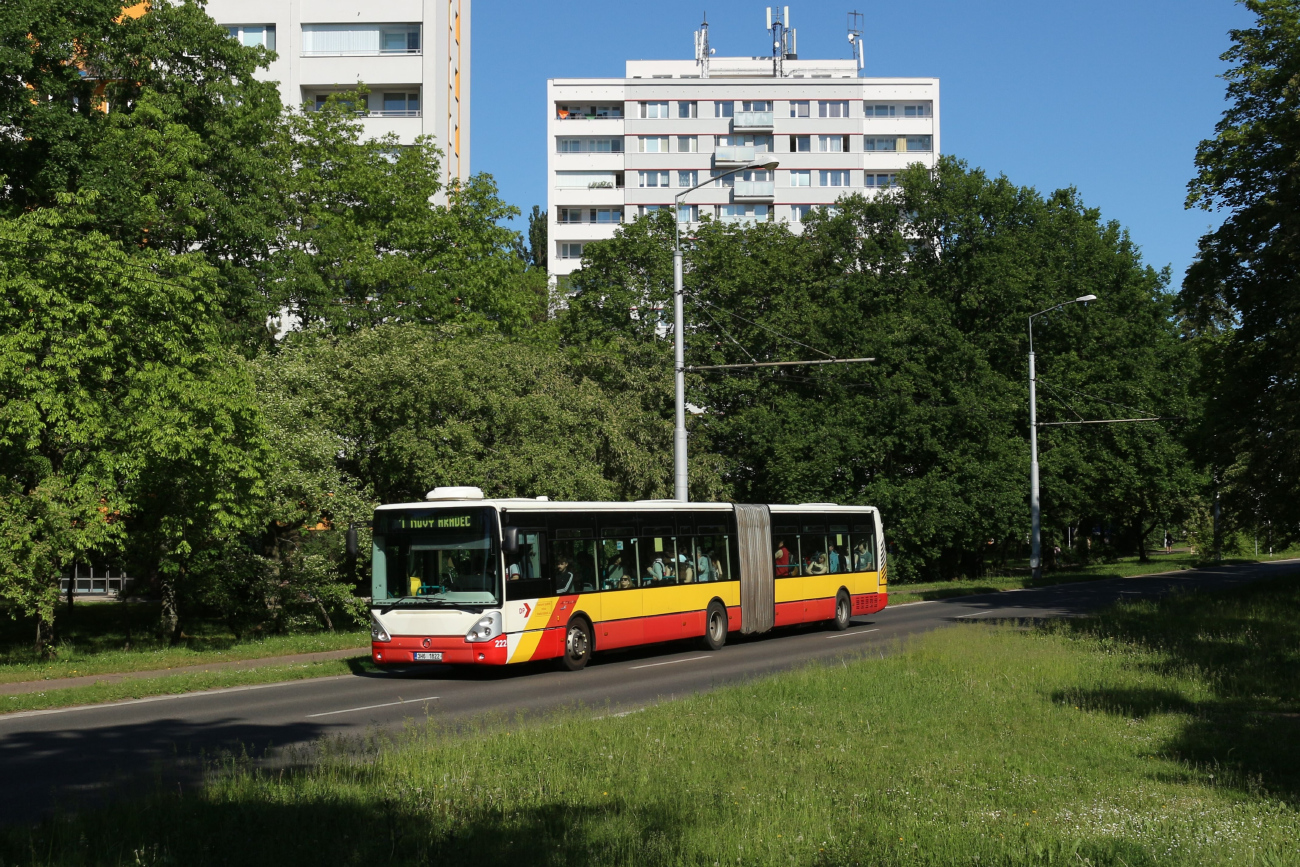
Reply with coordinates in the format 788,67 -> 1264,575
562,617 -> 592,671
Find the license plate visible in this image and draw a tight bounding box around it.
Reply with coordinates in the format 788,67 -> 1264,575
412,652 -> 443,661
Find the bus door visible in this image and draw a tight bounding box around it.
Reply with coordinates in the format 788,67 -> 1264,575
595,529 -> 643,649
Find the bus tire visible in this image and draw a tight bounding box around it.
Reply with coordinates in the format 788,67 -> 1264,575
702,601 -> 728,651
562,617 -> 593,671
831,590 -> 852,631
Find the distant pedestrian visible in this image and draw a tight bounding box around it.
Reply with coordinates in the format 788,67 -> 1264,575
1164,532 -> 1173,555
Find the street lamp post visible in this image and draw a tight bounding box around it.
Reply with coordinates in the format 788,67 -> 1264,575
672,160 -> 779,502
1029,294 -> 1096,580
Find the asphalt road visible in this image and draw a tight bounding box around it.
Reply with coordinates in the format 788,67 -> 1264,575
3,559 -> 1297,826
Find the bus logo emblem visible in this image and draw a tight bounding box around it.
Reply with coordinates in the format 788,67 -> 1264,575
520,603 -> 533,617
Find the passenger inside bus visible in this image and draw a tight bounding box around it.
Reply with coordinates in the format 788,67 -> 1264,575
554,556 -> 575,594
775,540 -> 794,577
808,552 -> 829,574
678,553 -> 695,583
696,548 -> 713,582
603,553 -> 626,589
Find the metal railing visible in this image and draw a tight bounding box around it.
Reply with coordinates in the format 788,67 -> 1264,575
733,181 -> 775,199
59,565 -> 136,598
715,145 -> 757,163
733,110 -> 774,128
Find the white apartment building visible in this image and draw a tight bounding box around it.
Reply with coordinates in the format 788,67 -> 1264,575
547,55 -> 938,280
208,0 -> 470,189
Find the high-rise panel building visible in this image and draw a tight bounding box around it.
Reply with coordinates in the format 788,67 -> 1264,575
207,0 -> 469,189
547,17 -> 938,280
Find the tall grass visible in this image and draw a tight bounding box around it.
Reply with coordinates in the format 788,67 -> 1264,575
7,577 -> 1300,866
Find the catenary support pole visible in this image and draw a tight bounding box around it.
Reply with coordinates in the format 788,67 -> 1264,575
673,247 -> 687,502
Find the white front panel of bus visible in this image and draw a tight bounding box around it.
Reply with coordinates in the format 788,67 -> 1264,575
374,608 -> 483,637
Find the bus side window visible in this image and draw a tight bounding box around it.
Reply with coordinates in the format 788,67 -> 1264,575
852,524 -> 877,571
829,526 -> 849,573
599,529 -> 638,590
694,532 -> 730,582
773,526 -> 799,577
802,524 -> 828,574
638,534 -> 677,586
505,531 -> 552,601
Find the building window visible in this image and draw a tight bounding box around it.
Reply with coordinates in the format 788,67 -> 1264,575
592,208 -> 623,224
866,104 -> 896,118
678,101 -> 698,118
906,135 -> 933,152
820,170 -> 850,187
380,92 -> 420,117
790,204 -> 812,222
710,169 -> 736,188
557,208 -> 584,224
226,25 -> 276,50
789,100 -> 810,118
818,100 -> 850,118
678,170 -> 699,188
312,92 -> 363,113
301,24 -> 420,56
864,137 -> 898,152
641,101 -> 670,119
904,103 -> 932,117
677,204 -> 699,223
818,135 -> 850,153
790,135 -> 810,153
640,171 -> 670,188
638,136 -> 670,153
865,173 -> 899,188
641,205 -> 669,217
789,170 -> 811,187
677,135 -> 698,153
742,100 -> 772,112
714,100 -> 734,118
556,104 -> 623,120
557,138 -> 624,153
559,242 -> 585,259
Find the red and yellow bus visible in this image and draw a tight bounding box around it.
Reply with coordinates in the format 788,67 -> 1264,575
368,488 -> 887,670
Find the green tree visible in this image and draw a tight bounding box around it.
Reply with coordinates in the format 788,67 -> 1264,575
0,0 -> 287,345
528,205 -> 548,270
262,325 -> 709,506
1183,0 -> 1300,544
561,159 -> 1199,581
272,94 -> 543,335
0,204 -> 264,650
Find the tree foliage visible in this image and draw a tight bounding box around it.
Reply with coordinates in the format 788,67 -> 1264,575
562,159 -> 1200,580
1183,0 -> 1300,544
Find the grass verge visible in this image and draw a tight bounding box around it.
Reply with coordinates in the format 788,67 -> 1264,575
0,655 -> 375,715
7,575 -> 1299,865
887,549 -> 1300,604
0,600 -> 368,684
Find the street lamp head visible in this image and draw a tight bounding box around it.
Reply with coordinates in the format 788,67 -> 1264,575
1075,294 -> 1097,303
760,161 -> 780,171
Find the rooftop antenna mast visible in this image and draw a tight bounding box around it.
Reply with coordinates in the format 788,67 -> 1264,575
766,7 -> 795,77
847,11 -> 864,73
694,13 -> 712,79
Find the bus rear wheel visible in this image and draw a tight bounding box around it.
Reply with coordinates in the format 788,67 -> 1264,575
702,602 -> 728,651
562,617 -> 592,671
831,591 -> 852,631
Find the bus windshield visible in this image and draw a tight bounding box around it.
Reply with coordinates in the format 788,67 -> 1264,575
372,508 -> 501,607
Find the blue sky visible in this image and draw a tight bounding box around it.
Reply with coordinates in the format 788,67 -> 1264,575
472,0 -> 1250,285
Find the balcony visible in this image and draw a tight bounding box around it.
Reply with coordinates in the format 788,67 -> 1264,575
715,145 -> 756,165
733,181 -> 775,201
733,110 -> 774,131
720,215 -> 762,227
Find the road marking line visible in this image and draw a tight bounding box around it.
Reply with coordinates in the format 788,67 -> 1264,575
0,675 -> 356,723
629,655 -> 711,671
307,695 -> 440,718
827,628 -> 880,639
957,610 -> 997,618
891,600 -> 936,607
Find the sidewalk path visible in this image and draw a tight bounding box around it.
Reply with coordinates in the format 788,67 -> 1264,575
0,647 -> 368,697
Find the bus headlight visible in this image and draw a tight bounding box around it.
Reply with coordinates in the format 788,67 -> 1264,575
465,611 -> 502,643
371,615 -> 391,643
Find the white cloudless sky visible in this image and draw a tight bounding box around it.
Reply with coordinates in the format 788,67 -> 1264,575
471,0 -> 1252,285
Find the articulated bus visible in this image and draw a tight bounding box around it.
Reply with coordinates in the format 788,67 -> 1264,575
368,487 -> 887,671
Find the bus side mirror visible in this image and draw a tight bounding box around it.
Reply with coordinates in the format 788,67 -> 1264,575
346,525 -> 359,558
503,526 -> 519,554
